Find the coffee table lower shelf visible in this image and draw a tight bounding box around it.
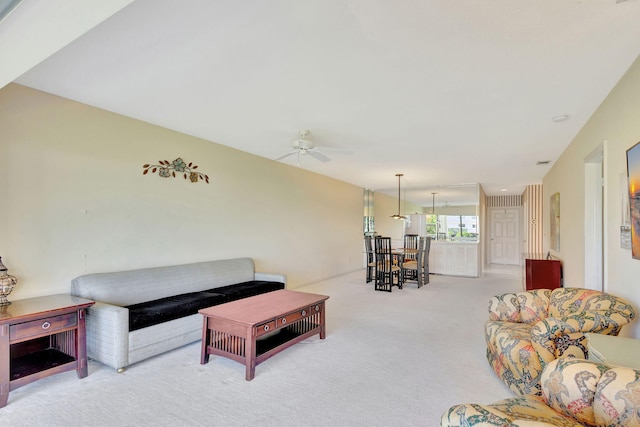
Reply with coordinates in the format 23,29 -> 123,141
257,323 -> 319,354
207,322 -> 321,370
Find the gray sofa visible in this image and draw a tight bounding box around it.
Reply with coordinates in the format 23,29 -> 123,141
70,258 -> 286,371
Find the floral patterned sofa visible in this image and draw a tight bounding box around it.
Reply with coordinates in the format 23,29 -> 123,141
485,287 -> 635,395
441,357 -> 640,426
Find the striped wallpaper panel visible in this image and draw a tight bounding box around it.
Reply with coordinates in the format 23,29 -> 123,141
523,184 -> 543,254
486,194 -> 522,207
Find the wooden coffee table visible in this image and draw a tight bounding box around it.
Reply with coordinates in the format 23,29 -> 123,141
199,290 -> 329,380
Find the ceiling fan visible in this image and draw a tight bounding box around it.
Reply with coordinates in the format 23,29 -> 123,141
275,130 -> 351,165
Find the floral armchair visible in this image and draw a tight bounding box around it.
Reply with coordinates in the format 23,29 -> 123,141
441,357 -> 640,426
485,287 -> 635,396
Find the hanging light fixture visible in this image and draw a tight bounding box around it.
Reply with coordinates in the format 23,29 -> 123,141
391,173 -> 406,220
431,192 -> 437,214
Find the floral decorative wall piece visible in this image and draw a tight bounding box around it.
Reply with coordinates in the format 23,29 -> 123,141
143,158 -> 210,184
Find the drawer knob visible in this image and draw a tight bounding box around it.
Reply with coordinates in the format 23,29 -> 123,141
41,321 -> 51,330
301,310 -> 306,316
281,318 -> 286,325
263,325 -> 269,332
314,305 -> 320,312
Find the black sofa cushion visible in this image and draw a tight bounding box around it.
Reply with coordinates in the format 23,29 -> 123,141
211,280 -> 284,301
126,281 -> 285,331
126,291 -> 226,331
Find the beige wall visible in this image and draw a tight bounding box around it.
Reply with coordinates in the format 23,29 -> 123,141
372,192 -> 405,239
543,55 -> 640,337
372,191 -> 423,239
0,84 -> 364,299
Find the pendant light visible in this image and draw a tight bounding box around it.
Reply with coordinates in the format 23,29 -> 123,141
391,173 -> 406,220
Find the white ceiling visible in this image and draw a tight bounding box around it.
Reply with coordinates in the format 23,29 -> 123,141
4,0 -> 640,207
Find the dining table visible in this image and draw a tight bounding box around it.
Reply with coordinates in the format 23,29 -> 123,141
364,243 -> 420,286
390,247 -> 418,267
391,248 -> 419,281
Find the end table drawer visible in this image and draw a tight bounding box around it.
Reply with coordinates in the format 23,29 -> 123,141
10,313 -> 77,341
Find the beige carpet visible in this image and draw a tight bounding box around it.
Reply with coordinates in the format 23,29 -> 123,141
1,269 -> 519,426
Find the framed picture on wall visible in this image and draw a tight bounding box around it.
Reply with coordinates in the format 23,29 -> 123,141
626,141 -> 640,259
550,192 -> 560,252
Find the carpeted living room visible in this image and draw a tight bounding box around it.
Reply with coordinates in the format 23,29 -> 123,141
2,270 -> 521,426
3,2 -> 640,427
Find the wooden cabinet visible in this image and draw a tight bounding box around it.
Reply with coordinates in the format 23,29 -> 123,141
0,294 -> 94,407
524,254 -> 562,290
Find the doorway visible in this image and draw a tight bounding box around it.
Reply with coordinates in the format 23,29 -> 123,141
489,208 -> 521,265
584,144 -> 605,291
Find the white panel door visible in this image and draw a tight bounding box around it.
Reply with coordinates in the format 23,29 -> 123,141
490,208 -> 520,265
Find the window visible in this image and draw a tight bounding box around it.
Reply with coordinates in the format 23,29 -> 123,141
426,214 -> 478,242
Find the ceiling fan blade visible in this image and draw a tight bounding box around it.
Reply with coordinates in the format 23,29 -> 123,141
308,150 -> 331,162
275,151 -> 297,161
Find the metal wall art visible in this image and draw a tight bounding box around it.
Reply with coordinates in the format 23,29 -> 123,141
143,158 -> 210,184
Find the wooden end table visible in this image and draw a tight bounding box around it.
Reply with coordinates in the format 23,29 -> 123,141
199,290 -> 329,380
0,294 -> 95,407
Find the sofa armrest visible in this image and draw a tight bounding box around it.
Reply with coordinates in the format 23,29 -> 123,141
84,301 -> 129,371
440,403 -> 514,426
255,272 -> 287,288
530,310 -> 628,363
539,357 -> 640,426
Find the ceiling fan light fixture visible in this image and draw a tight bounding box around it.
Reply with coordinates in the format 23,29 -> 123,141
391,173 -> 406,220
275,129 -> 349,165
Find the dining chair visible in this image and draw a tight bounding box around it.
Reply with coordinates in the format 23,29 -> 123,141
401,236 -> 426,288
403,234 -> 419,279
423,237 -> 431,284
374,237 -> 402,292
364,235 -> 376,283
404,234 -> 418,254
